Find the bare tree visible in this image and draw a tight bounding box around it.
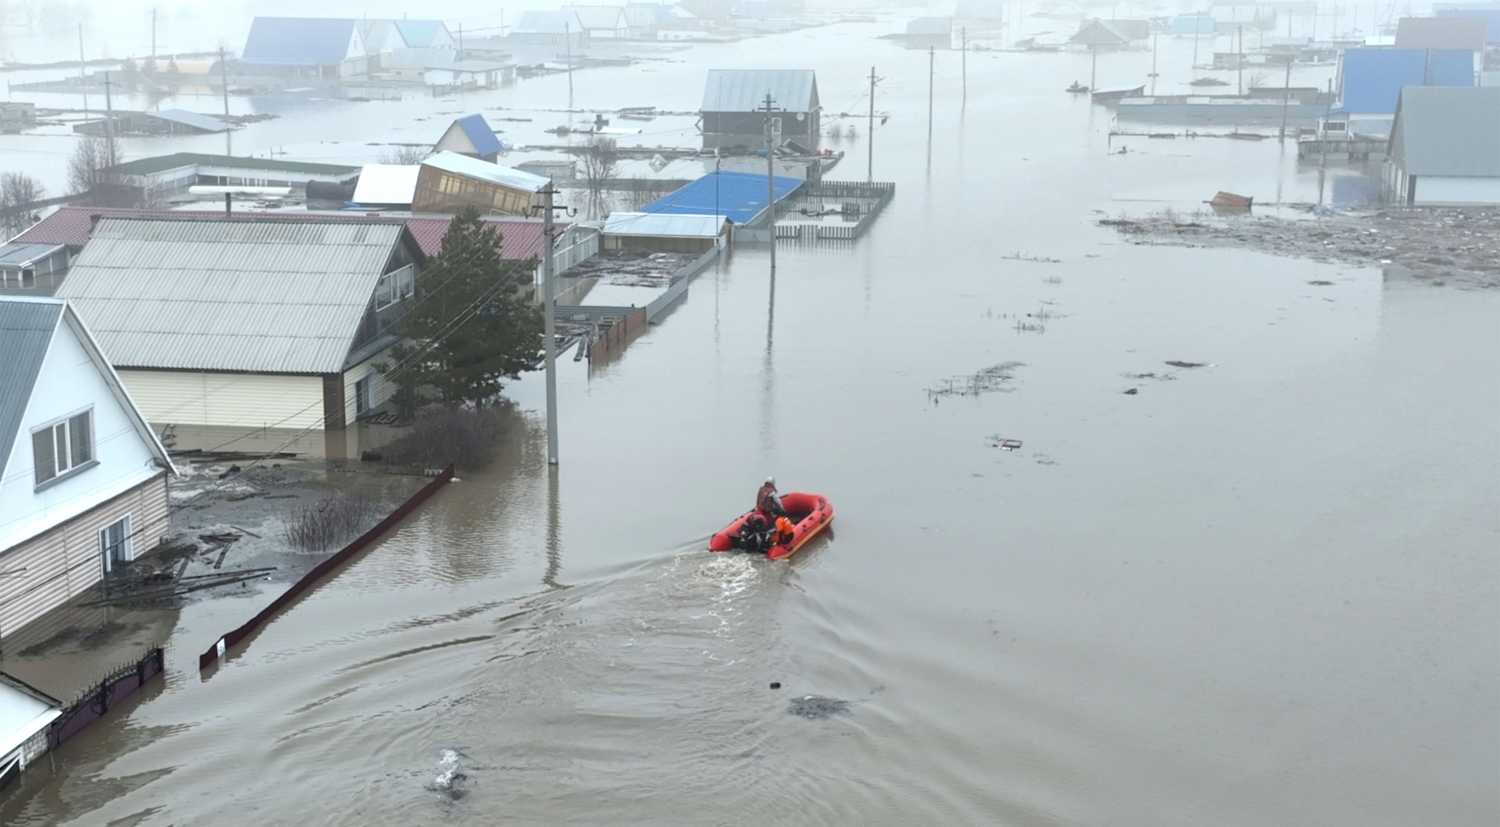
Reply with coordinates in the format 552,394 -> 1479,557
67,134 -> 122,203
581,137 -> 619,219
0,172 -> 45,237
380,144 -> 430,165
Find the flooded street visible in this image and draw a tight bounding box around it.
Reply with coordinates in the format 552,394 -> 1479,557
3,17 -> 1498,827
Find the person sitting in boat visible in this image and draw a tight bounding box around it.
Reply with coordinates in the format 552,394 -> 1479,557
756,477 -> 785,519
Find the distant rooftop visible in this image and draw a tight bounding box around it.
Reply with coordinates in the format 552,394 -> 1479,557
702,69 -> 819,113
241,17 -> 362,67
422,151 -> 549,193
1395,15 -> 1488,50
105,152 -> 359,177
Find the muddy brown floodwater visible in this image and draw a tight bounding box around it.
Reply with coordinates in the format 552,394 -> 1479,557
2,21 -> 1498,827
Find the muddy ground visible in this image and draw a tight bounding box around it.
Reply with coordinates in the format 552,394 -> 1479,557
1099,207 -> 1500,289
2,458 -> 429,697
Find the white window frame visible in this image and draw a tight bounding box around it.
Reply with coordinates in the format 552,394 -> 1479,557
31,406 -> 95,489
99,514 -> 132,573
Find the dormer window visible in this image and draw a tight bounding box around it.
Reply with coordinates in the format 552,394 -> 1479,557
32,408 -> 94,488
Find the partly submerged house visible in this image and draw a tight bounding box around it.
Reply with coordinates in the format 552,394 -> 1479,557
0,671 -> 62,783
434,114 -> 504,162
239,17 -> 369,78
700,69 -> 820,151
904,17 -> 955,50
512,10 -> 589,49
0,243 -> 69,295
602,212 -> 729,253
568,6 -> 629,39
411,151 -> 549,216
1385,86 -> 1500,205
55,218 -> 425,430
1334,48 -> 1475,135
1070,19 -> 1132,50
641,171 -> 802,226
0,297 -> 175,642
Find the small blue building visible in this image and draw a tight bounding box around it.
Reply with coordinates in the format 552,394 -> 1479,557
434,114 -> 504,162
1169,14 -> 1217,36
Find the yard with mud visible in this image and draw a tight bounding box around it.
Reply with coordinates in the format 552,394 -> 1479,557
1100,207 -> 1500,289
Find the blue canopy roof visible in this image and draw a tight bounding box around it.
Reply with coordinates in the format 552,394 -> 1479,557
455,114 -> 502,157
1337,48 -> 1474,115
642,172 -> 801,225
242,17 -> 359,67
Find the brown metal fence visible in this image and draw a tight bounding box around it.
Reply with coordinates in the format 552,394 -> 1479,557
197,465 -> 455,672
49,645 -> 165,748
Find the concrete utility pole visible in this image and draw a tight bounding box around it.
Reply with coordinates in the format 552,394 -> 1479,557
103,72 -> 116,168
759,92 -> 781,273
867,65 -> 878,183
79,24 -> 88,117
1151,30 -> 1159,95
564,22 -> 575,109
1090,46 -> 1098,91
1237,24 -> 1244,95
961,27 -> 967,109
1193,14 -> 1201,70
219,47 -> 229,118
151,7 -> 158,63
537,186 -> 568,465
927,46 -> 935,162
1278,57 -> 1293,143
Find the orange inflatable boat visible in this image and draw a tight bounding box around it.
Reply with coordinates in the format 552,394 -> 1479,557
708,492 -> 834,560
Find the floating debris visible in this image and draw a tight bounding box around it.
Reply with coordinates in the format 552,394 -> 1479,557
429,749 -> 469,800
1164,360 -> 1209,369
927,362 -> 1024,399
1000,252 -> 1062,264
787,695 -> 852,720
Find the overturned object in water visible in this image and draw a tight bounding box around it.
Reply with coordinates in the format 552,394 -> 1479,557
1208,191 -> 1253,210
709,492 -> 835,561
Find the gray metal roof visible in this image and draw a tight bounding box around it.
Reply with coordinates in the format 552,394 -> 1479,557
0,242 -> 65,269
603,212 -> 726,239
0,298 -> 63,485
57,218 -> 407,374
702,69 -> 819,113
154,108 -> 232,133
1390,86 -> 1500,176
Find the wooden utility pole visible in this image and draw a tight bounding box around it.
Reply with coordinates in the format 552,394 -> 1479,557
1090,46 -> 1098,91
1193,13 -> 1201,70
151,8 -> 158,63
866,66 -> 878,183
1151,30 -> 1159,94
219,47 -> 229,118
760,92 -> 780,273
564,22 -> 575,109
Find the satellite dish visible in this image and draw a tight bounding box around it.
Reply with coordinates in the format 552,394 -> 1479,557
796,112 -> 806,121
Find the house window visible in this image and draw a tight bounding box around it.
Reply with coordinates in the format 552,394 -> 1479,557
354,375 -> 373,417
397,267 -> 415,299
32,409 -> 93,487
99,515 -> 131,573
21,268 -> 34,288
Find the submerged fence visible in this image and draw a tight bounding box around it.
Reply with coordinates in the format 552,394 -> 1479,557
197,466 -> 455,672
773,181 -> 896,245
48,645 -> 165,748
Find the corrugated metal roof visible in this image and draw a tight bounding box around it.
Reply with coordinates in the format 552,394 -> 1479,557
455,114 -> 503,157
102,152 -> 358,178
422,151 -> 549,193
603,212 -> 726,238
701,69 -> 818,113
516,10 -> 573,34
1390,86 -> 1500,175
0,298 -> 63,485
0,242 -> 65,268
395,20 -> 452,48
642,171 -> 801,225
1435,6 -> 1500,42
906,17 -> 954,36
352,164 -> 421,205
56,218 -> 405,374
1071,19 -> 1130,46
154,109 -> 232,133
1338,48 -> 1475,114
1396,16 -> 1488,49
241,17 -> 361,67
0,672 -> 61,762
10,206 -> 544,262
569,5 -> 627,30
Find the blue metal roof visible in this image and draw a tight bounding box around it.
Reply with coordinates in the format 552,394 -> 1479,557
1436,7 -> 1500,42
395,20 -> 450,48
455,114 -> 502,157
241,17 -> 360,67
642,172 -> 801,225
1338,48 -> 1474,115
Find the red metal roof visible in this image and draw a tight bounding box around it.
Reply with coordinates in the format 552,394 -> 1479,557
12,206 -> 550,262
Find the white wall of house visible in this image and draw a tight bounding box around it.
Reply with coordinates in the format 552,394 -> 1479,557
1413,175 -> 1500,205
0,318 -> 161,553
117,370 -> 325,430
342,352 -> 396,424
